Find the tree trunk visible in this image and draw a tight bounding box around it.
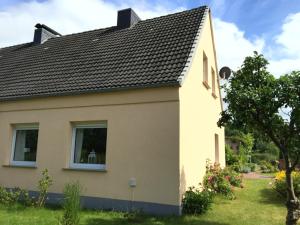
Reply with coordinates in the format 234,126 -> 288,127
285,168 -> 300,225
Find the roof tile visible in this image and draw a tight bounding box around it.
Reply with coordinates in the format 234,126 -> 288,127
0,6 -> 207,100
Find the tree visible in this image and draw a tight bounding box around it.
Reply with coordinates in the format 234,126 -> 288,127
218,52 -> 300,225
226,127 -> 254,164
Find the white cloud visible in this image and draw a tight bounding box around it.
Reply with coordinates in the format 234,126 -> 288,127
0,0 -> 181,48
268,58 -> 300,76
268,12 -> 300,76
213,18 -> 265,71
213,11 -> 300,77
275,12 -> 300,57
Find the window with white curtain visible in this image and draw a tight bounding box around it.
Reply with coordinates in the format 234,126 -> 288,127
70,122 -> 107,170
11,124 -> 39,166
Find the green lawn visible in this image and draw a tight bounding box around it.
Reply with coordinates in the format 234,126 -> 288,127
0,178 -> 287,225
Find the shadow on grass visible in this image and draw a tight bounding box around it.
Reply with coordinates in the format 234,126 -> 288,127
86,215 -> 230,225
0,202 -> 62,214
44,203 -> 62,211
86,217 -> 128,225
0,203 -> 27,213
259,187 -> 285,205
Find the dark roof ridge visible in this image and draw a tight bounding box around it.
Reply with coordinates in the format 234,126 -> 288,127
57,26 -> 116,39
0,26 -> 116,51
1,6 -> 209,51
140,5 -> 208,23
0,42 -> 31,51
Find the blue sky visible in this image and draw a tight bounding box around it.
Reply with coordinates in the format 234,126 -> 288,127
104,0 -> 300,40
1,0 -> 299,39
0,0 -> 300,76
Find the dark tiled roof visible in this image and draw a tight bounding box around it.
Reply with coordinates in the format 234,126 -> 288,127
0,6 -> 208,101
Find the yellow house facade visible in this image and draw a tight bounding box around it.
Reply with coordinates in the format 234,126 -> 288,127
0,6 -> 224,215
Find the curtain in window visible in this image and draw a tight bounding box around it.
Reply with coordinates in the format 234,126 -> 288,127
14,130 -> 26,161
74,129 -> 84,163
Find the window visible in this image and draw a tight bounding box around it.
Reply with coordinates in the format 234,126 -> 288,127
70,123 -> 107,170
211,67 -> 217,98
11,124 -> 39,166
214,134 -> 219,163
203,51 -> 209,88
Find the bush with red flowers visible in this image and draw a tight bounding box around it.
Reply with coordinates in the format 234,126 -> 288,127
203,160 -> 243,199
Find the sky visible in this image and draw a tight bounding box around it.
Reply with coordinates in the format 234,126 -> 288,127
0,0 -> 300,77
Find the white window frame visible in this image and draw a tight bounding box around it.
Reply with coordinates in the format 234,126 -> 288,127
10,124 -> 39,167
70,122 -> 107,170
203,51 -> 210,89
211,67 -> 216,96
215,134 -> 219,163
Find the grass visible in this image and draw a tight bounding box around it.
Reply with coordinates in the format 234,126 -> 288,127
0,178 -> 287,225
258,172 -> 276,178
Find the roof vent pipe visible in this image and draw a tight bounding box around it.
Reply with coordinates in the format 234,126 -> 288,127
117,8 -> 141,29
33,23 -> 61,44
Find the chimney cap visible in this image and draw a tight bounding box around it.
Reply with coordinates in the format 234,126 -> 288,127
35,23 -> 61,36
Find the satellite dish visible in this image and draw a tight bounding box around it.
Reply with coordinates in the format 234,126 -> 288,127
219,66 -> 231,79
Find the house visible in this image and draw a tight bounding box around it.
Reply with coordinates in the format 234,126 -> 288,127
0,6 -> 225,215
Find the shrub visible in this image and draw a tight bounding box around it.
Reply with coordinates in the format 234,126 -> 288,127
251,153 -> 278,164
0,187 -> 34,206
255,140 -> 279,156
0,169 -> 52,207
229,162 -> 242,173
0,187 -> 22,205
239,163 -> 256,173
60,181 -> 82,225
240,165 -> 251,173
259,160 -> 278,173
249,163 -> 256,172
36,169 -> 53,207
203,161 -> 243,199
21,189 -> 35,206
273,171 -> 300,198
182,186 -> 213,215
225,145 -> 239,165
222,168 -> 243,188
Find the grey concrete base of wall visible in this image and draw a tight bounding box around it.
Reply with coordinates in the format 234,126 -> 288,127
28,191 -> 181,216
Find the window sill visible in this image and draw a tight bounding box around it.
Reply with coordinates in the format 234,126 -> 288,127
63,167 -> 107,172
212,93 -> 218,99
202,81 -> 211,89
3,164 -> 37,169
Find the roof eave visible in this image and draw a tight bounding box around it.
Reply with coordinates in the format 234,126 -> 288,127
0,81 -> 180,102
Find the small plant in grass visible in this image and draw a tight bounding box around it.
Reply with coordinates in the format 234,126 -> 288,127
60,181 -> 82,225
182,185 -> 213,215
36,169 -> 53,207
124,209 -> 144,223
